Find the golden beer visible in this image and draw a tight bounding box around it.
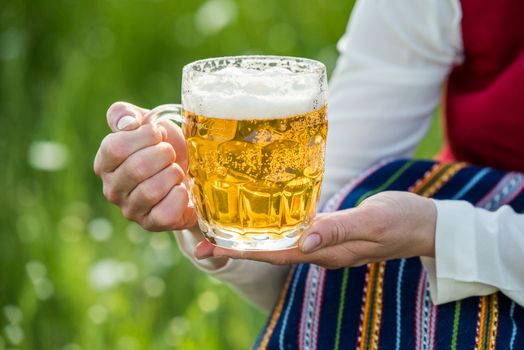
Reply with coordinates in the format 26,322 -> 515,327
183,106 -> 327,243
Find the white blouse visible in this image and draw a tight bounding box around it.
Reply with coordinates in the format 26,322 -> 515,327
175,0 -> 524,312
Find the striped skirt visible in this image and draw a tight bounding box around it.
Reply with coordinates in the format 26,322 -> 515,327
253,159 -> 524,350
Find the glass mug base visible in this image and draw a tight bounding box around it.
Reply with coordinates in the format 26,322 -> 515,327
198,219 -> 307,251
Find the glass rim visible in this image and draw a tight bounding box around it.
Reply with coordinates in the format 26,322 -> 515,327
182,55 -> 327,76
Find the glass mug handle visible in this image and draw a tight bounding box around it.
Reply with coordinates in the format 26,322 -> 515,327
145,103 -> 184,126
144,104 -> 194,208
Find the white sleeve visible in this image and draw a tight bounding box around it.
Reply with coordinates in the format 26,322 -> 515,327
174,228 -> 290,312
321,0 -> 463,202
421,201 -> 524,307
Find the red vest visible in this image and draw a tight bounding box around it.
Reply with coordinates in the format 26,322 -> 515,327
441,0 -> 524,172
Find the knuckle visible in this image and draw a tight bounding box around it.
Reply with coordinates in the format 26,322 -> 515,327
136,182 -> 165,205
147,210 -> 173,232
140,220 -> 156,232
158,142 -> 176,161
269,257 -> 290,266
365,205 -> 391,234
170,163 -> 185,184
93,151 -> 103,175
313,257 -> 337,269
102,185 -> 120,203
326,217 -> 347,245
141,124 -> 162,142
128,158 -> 150,182
121,206 -> 137,221
102,134 -> 128,161
107,101 -> 127,113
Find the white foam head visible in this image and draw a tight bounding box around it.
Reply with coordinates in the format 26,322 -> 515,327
182,66 -> 326,119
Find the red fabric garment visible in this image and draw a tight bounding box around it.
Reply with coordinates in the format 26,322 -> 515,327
441,0 -> 524,172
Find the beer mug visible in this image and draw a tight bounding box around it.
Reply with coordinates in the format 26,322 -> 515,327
149,56 -> 328,250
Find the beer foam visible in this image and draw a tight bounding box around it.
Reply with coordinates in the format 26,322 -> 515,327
183,67 -> 326,119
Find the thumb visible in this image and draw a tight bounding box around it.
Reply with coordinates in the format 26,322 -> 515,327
299,208 -> 365,253
106,101 -> 149,132
194,240 -> 216,260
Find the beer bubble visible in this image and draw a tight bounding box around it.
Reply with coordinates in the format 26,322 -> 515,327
304,135 -> 326,177
263,140 -> 305,183
218,140 -> 262,179
200,118 -> 237,141
188,139 -> 218,176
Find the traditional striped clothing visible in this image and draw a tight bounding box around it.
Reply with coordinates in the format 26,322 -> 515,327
253,159 -> 524,350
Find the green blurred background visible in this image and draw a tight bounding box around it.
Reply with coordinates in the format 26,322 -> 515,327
0,0 -> 442,349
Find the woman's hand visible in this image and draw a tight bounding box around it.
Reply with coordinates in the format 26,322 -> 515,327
94,101 -> 197,231
197,191 -> 437,269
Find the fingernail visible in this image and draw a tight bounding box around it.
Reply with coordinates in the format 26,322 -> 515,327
301,233 -> 321,253
117,115 -> 138,130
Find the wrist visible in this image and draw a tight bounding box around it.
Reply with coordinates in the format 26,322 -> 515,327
418,197 -> 437,257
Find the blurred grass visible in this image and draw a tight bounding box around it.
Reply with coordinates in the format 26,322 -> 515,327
0,0 -> 442,349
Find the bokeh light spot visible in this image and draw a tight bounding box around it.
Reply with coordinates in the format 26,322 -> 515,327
195,0 -> 237,35
28,141 -> 69,171
144,276 -> 165,297
88,259 -> 121,290
126,223 -> 147,244
170,316 -> 190,337
16,214 -> 41,243
198,290 -> 219,313
149,233 -> 171,251
117,336 -> 139,350
0,27 -> 26,61
118,262 -> 138,283
88,218 -> 113,242
62,343 -> 82,350
26,260 -> 47,282
58,216 -> 84,243
88,305 -> 108,325
34,278 -> 54,300
3,305 -> 22,325
4,324 -> 24,345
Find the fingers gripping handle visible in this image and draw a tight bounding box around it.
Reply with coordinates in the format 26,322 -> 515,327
145,104 -> 195,209
145,104 -> 184,126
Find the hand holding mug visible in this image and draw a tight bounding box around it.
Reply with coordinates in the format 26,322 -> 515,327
205,191 -> 437,268
93,101 -> 196,231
